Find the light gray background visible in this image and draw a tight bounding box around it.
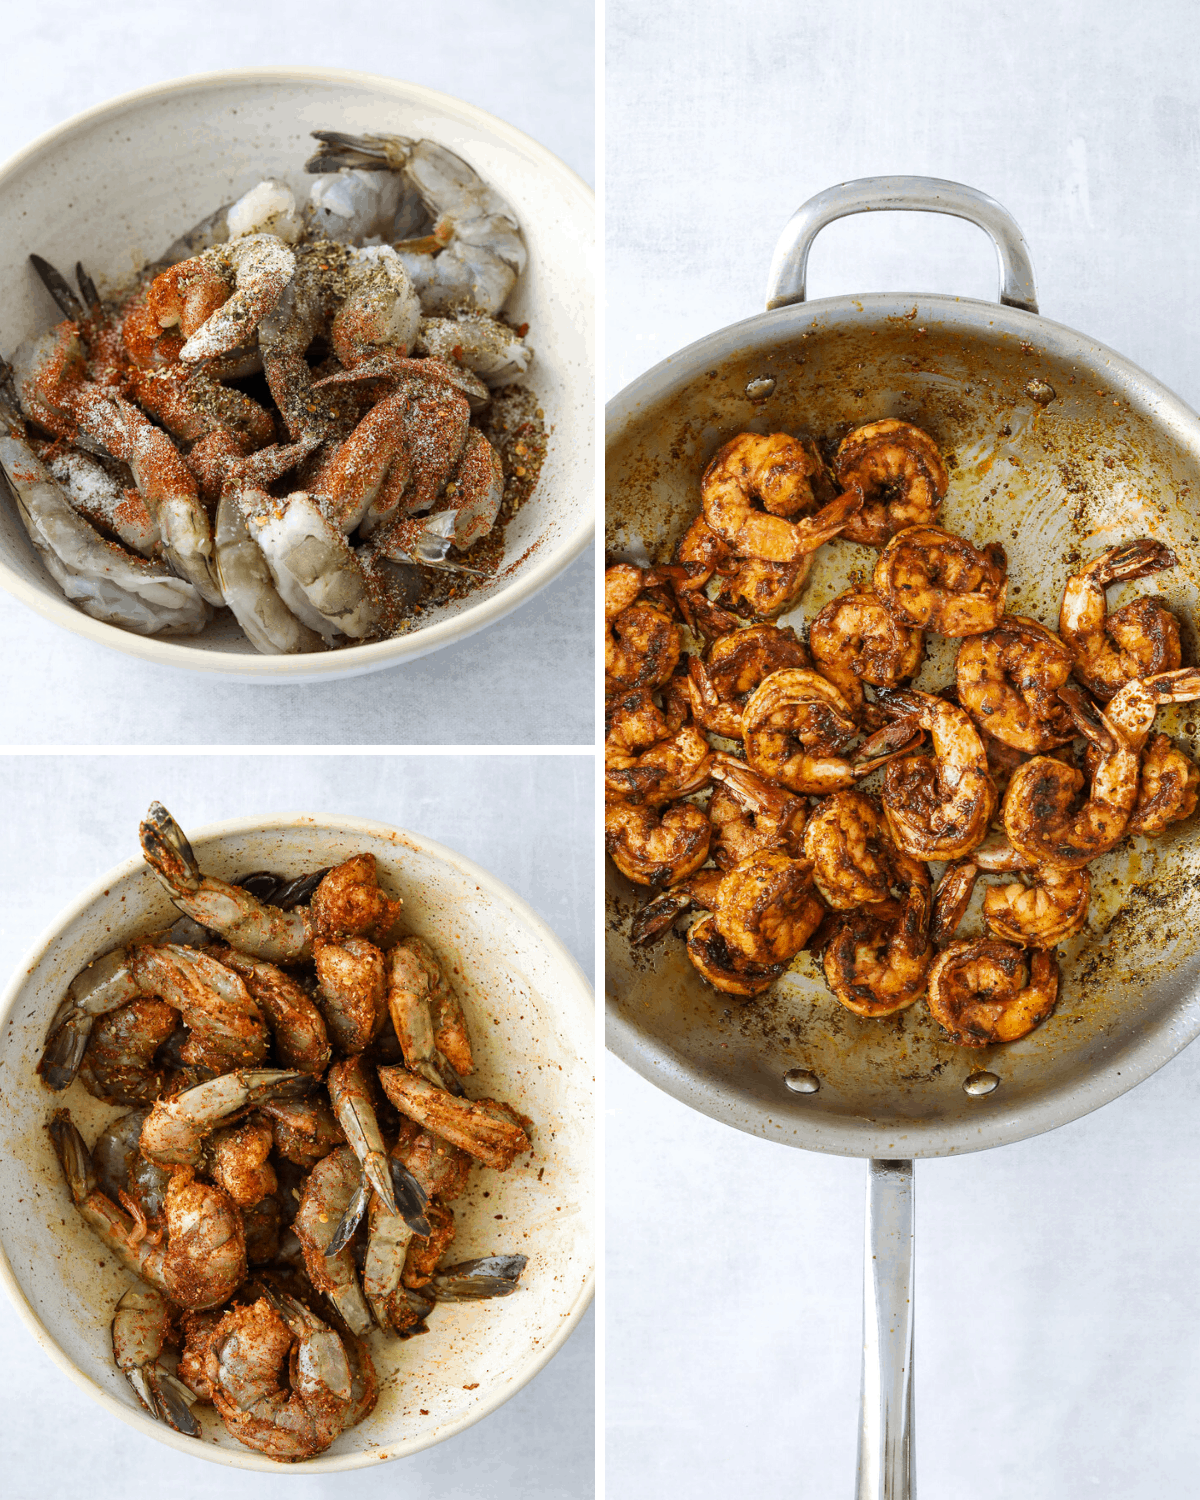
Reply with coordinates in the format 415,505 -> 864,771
0,753 -> 593,1498
0,0 -> 594,746
606,2 -> 1200,1497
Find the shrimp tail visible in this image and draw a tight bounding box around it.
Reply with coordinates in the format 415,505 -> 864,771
1093,538 -> 1177,585
29,254 -> 84,320
139,801 -> 202,894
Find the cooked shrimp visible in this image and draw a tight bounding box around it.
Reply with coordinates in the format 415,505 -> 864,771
715,554 -> 820,620
1059,539 -> 1180,700
822,882 -> 932,1017
701,432 -> 861,562
139,1068 -> 316,1166
873,525 -> 1007,635
628,868 -> 725,946
605,800 -> 712,886
293,1146 -> 374,1337
112,1286 -> 201,1436
685,914 -> 785,996
876,688 -> 997,860
605,564 -> 681,694
931,836 -> 1090,948
605,706 -> 713,807
809,588 -> 924,725
713,850 -> 825,966
955,615 -> 1075,752
140,803 -> 313,963
376,1068 -> 531,1170
682,624 -> 810,737
708,758 -> 808,869
741,668 -> 921,795
1127,733 -> 1200,836
926,940 -> 1059,1046
802,789 -> 930,910
833,418 -> 949,547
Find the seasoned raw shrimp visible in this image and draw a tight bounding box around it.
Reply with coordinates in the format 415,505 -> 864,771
876,688 -> 997,860
112,1286 -> 201,1436
809,588 -> 924,725
1001,682 -> 1141,869
139,1068 -> 316,1166
713,850 -> 825,966
42,444 -> 160,558
708,758 -> 808,869
206,1292 -> 354,1460
956,615 -> 1075,752
822,882 -> 932,1017
932,838 -> 1090,949
682,624 -> 810,738
741,668 -> 922,795
260,1097 -> 344,1168
385,937 -> 472,1088
130,943 -> 272,1072
207,1116 -> 277,1208
310,853 -> 404,943
1127,733 -> 1200,836
403,1198 -> 457,1289
147,234 -> 295,363
306,133 -> 527,316
50,1109 -> 246,1309
326,1056 -> 400,1214
38,945 -> 144,1090
361,1191 -> 418,1330
377,1068 -> 531,1171
416,310 -> 531,387
802,789 -> 930,911
604,799 -> 712,886
209,946 -> 331,1075
1059,539 -> 1180,700
92,1107 -> 172,1233
833,419 -> 949,547
314,936 -> 388,1055
701,432 -> 862,562
78,997 -> 178,1105
605,564 -> 681,694
140,802 -> 313,963
429,1254 -> 528,1301
0,423 -> 211,636
926,940 -> 1059,1046
874,525 -> 1007,636
293,1146 -> 374,1337
686,915 -> 785,996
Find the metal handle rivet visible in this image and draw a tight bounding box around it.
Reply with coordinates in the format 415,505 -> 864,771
745,376 -> 776,401
963,1071 -> 1000,1096
784,1068 -> 820,1094
1025,377 -> 1056,405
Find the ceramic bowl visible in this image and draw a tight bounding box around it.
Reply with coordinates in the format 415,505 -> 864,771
0,813 -> 594,1470
0,68 -> 594,681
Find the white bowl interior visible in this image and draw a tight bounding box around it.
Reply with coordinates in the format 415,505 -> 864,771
0,814 -> 594,1471
0,69 -> 595,681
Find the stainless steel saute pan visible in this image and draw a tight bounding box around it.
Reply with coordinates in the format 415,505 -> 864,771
605,176 -> 1200,1498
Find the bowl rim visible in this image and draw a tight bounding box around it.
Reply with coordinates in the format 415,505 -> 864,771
0,66 -> 596,683
0,810 -> 595,1471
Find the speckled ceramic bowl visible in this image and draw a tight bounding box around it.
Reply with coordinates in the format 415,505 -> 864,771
0,68 -> 594,681
0,814 -> 594,1470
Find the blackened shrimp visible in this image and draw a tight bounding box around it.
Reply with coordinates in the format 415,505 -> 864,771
605,707 -> 713,807
605,564 -> 681,695
605,800 -> 712,887
927,940 -> 1059,1046
1059,539 -> 1180,700
833,418 -> 949,547
802,789 -> 930,911
822,882 -> 932,1017
808,588 -> 924,725
708,757 -> 808,869
873,525 -> 1007,636
682,624 -> 810,738
685,915 -> 785,997
713,850 -> 825,967
932,838 -> 1090,949
629,868 -> 725,946
877,688 -> 997,860
1127,733 -> 1200,836
955,615 -> 1076,753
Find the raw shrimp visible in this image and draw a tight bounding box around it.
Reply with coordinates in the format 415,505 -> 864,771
78,997 -> 178,1105
926,940 -> 1059,1046
314,936 -> 387,1055
394,935 -> 473,1077
932,838 -> 1090,949
430,1254 -> 528,1301
306,133 -> 527,316
153,179 -> 305,268
148,234 -> 296,363
417,310 -> 531,387
833,418 -> 949,547
873,525 -> 1007,636
260,1097 -> 344,1167
310,852 -> 404,943
44,445 -> 160,557
956,615 -> 1075,753
385,938 -> 469,1089
112,1286 -> 201,1436
741,668 -> 922,795
140,802 -> 313,963
605,564 -> 681,694
685,915 -> 785,997
822,882 -> 932,1017
140,1069 -> 316,1166
403,1198 -> 456,1289
50,1109 -> 247,1309
206,1116 -> 277,1208
876,688 -> 997,860
130,943 -> 271,1072
392,1116 -> 473,1202
209,946 -> 331,1074
92,1107 -> 172,1232
361,1193 -> 417,1331
708,757 -> 808,869
326,1056 -> 400,1214
38,946 -> 144,1090
0,424 -> 211,635
713,849 -> 825,966
809,588 -> 924,725
206,1292 -> 353,1460
1059,539 -> 1180,700
377,1068 -> 531,1171
214,480 -> 324,657
604,799 -> 712,886
701,432 -> 862,562
293,1146 -> 374,1337
802,789 -> 930,911
682,624 -> 810,737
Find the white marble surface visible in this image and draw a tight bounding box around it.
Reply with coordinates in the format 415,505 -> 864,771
0,753 -> 593,1497
606,2 -> 1200,1496
0,0 -> 595,746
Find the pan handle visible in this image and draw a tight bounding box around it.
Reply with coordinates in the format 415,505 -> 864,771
856,1159 -> 915,1500
765,175 -> 1038,315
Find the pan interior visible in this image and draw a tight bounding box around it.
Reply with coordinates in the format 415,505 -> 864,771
606,294 -> 1200,1158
